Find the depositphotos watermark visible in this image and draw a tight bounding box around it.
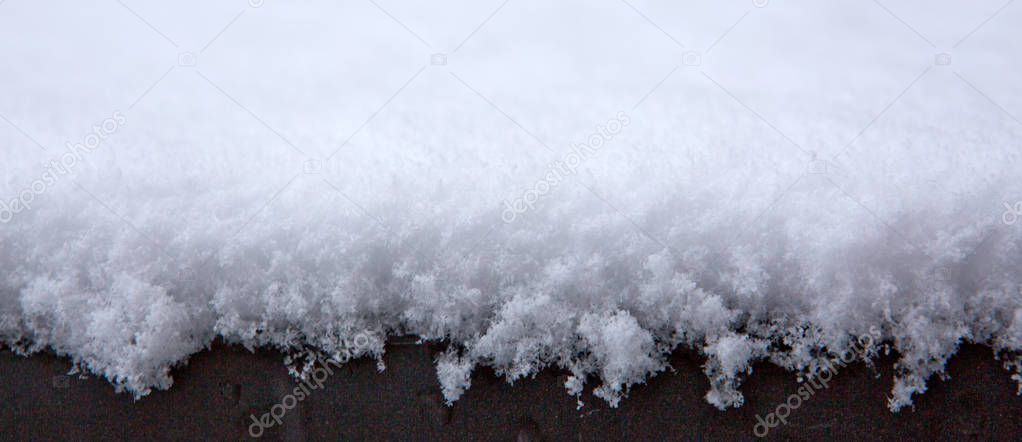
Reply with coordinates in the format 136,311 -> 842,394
1002,201 -> 1021,226
753,326 -> 881,438
0,111 -> 126,224
501,111 -> 630,223
248,332 -> 375,438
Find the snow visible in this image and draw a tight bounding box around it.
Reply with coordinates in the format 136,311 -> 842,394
2,0 -> 1022,411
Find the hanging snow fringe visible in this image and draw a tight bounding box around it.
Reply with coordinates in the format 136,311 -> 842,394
2,0 -> 1021,412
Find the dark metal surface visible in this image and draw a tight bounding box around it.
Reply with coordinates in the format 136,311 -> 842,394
1,341 -> 1019,441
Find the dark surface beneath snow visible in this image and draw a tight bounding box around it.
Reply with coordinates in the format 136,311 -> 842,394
1,339 -> 1019,441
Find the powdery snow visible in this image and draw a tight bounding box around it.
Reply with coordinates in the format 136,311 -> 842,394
1,1 -> 1021,411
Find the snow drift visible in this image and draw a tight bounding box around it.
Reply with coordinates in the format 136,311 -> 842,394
2,0 -> 1021,411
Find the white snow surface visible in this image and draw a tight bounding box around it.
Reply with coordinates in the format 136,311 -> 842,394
2,1 -> 1022,411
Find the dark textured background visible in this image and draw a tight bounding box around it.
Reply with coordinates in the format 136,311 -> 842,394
1,339 -> 1019,441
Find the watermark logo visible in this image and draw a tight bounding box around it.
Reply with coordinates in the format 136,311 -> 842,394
0,111 -> 126,224
753,327 -> 880,438
248,332 -> 375,438
177,52 -> 198,67
806,151 -> 831,175
1002,201 -> 1021,226
302,158 -> 322,175
682,51 -> 702,67
501,111 -> 630,223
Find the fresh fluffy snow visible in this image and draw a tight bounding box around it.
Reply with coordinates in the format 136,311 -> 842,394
2,0 -> 1021,411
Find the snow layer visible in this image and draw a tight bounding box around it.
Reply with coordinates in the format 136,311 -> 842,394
2,1 -> 1021,411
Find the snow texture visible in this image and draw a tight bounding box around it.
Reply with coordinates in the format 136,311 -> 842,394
1,1 -> 1021,411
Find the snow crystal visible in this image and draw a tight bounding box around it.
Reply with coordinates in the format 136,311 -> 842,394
436,349 -> 474,405
2,1 -> 1021,411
